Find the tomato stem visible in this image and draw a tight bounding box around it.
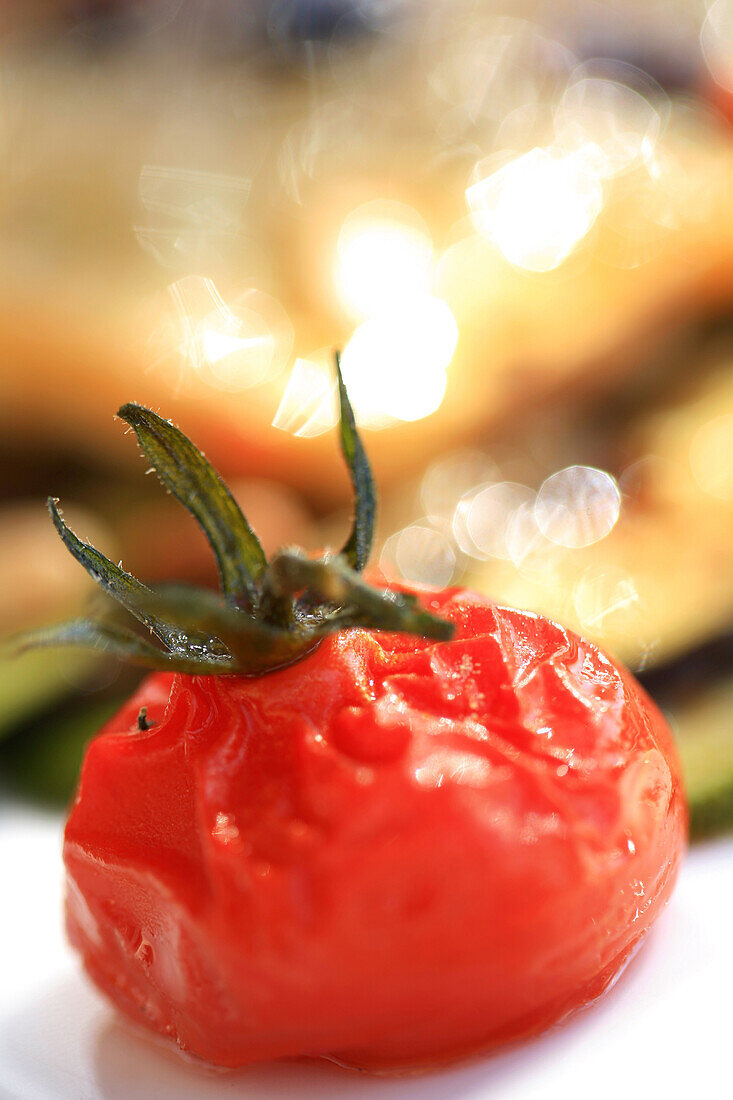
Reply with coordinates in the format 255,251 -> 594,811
9,355 -> 454,676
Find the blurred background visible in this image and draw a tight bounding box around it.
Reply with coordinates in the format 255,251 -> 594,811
0,0 -> 730,833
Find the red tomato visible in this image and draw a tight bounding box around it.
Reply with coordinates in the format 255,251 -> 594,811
63,586 -> 686,1072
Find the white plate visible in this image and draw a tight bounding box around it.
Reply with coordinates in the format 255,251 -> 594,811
1,800 -> 730,1100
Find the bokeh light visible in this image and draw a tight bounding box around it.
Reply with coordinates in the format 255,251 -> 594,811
272,350 -> 338,438
420,450 -> 497,522
462,482 -> 535,561
339,293 -> 458,427
336,200 -> 434,320
535,466 -> 621,548
554,64 -> 666,179
701,0 -> 733,92
505,498 -> 554,573
166,277 -> 292,392
466,146 -> 603,272
381,523 -> 457,588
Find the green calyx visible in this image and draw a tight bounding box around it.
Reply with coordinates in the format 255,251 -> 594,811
12,357 -> 454,677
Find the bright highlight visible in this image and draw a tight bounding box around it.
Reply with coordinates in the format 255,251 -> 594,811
272,351 -> 338,438
467,146 -> 603,272
166,277 -> 292,393
339,294 -> 458,428
336,200 -> 433,320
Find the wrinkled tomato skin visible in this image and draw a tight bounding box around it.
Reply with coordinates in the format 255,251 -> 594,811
63,588 -> 686,1071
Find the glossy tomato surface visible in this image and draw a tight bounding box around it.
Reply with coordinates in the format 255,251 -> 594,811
64,587 -> 686,1071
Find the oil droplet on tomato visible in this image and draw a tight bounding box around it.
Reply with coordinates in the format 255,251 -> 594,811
414,750 -> 492,790
212,811 -> 240,845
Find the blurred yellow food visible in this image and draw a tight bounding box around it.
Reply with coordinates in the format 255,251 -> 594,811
0,42 -> 731,505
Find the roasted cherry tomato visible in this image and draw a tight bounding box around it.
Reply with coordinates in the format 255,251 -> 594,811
19,361 -> 686,1072
64,591 -> 685,1070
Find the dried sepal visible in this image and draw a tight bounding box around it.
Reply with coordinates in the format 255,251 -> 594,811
48,499 -> 187,652
9,617 -> 234,675
118,403 -> 267,612
17,358 -> 454,677
48,499 -> 232,661
335,352 -> 376,573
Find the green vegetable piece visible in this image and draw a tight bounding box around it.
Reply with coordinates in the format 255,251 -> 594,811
677,678 -> 733,839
